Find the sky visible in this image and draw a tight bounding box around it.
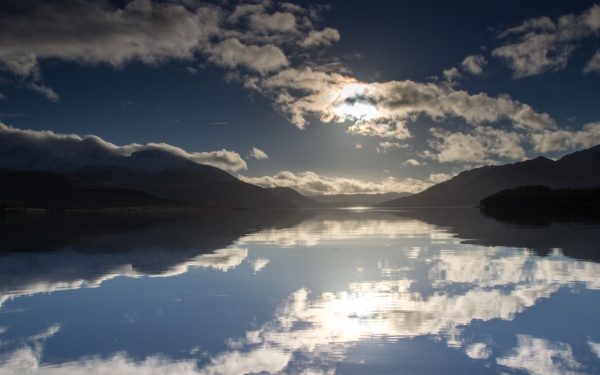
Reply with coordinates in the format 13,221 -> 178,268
0,0 -> 599,195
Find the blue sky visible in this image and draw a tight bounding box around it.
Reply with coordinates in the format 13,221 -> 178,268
0,0 -> 599,194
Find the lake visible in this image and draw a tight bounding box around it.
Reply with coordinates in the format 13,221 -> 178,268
1,208 -> 600,374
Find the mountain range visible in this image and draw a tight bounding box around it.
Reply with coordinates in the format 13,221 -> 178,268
2,142 -> 599,210
0,149 -> 292,209
380,145 -> 600,207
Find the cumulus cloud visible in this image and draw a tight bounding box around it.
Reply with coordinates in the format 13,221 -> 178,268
0,0 -> 341,97
238,170 -> 432,195
254,67 -> 556,136
530,121 -> 600,153
207,38 -> 288,73
428,126 -> 527,163
248,11 -> 297,33
300,28 -> 340,47
461,54 -> 487,75
493,4 -> 600,77
0,0 -> 589,169
248,147 -> 269,160
0,123 -> 247,173
0,0 -> 221,78
348,121 -> 411,140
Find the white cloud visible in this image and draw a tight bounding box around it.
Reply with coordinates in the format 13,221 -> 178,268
249,11 -> 297,33
348,121 -> 411,140
25,82 -> 59,102
238,170 -> 431,195
0,0 -> 338,98
442,67 -> 461,85
403,158 -> 421,166
376,141 -> 408,154
255,68 -> 557,134
0,123 -> 247,173
300,28 -> 340,47
0,0 -> 589,170
461,54 -> 487,75
0,0 -> 222,78
249,147 -> 269,160
499,16 -> 556,37
428,173 -> 451,184
493,4 -> 600,77
207,38 -> 288,73
530,121 -> 600,153
228,3 -> 269,23
584,50 -> 600,73
428,126 -> 527,162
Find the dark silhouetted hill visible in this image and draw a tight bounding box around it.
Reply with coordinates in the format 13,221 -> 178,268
0,169 -> 173,210
72,149 -> 294,208
381,145 -> 600,207
480,185 -> 600,222
267,187 -> 322,208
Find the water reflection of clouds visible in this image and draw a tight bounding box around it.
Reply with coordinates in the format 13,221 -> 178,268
0,247 -> 250,308
237,218 -> 454,247
497,335 -> 580,375
1,211 -> 600,374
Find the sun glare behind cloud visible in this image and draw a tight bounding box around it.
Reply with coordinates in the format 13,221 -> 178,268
331,83 -> 380,121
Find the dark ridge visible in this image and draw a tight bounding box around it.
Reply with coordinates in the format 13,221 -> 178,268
480,185 -> 600,223
267,187 -> 322,208
0,169 -> 174,210
380,144 -> 600,207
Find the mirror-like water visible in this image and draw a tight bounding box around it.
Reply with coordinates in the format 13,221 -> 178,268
1,208 -> 600,374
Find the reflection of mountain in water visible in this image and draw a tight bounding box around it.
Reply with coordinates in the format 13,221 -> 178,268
388,207 -> 600,263
0,210 -> 315,306
2,208 -> 600,307
1,208 -> 600,374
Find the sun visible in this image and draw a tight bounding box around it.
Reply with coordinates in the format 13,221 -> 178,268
331,83 -> 379,121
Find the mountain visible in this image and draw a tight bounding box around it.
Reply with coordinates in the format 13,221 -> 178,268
480,186 -> 600,223
314,192 -> 413,207
72,149 -> 293,208
267,187 -> 322,208
380,145 -> 600,207
0,169 -> 173,210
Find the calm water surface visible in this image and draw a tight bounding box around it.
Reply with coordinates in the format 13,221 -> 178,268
1,208 -> 600,374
